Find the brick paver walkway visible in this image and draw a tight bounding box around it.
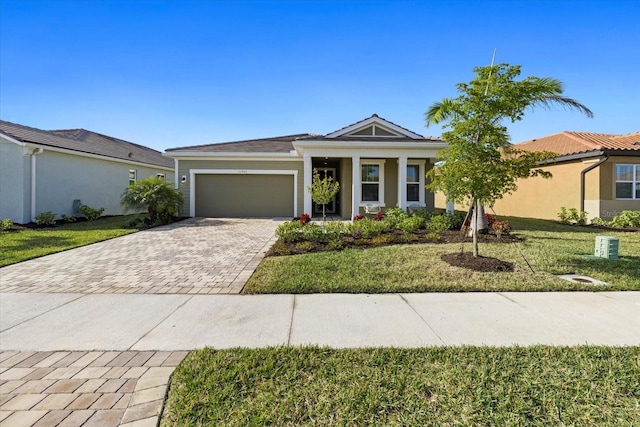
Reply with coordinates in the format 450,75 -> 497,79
0,218 -> 281,295
0,350 -> 188,427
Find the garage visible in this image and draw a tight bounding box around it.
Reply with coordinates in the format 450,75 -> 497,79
194,173 -> 295,217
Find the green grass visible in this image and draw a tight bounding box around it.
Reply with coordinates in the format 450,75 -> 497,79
0,215 -> 145,267
245,217 -> 640,293
162,346 -> 640,426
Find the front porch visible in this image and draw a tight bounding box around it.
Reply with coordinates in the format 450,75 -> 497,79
304,156 -> 434,220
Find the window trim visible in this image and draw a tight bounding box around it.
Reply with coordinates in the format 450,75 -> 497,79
406,160 -> 426,206
615,164 -> 640,200
359,159 -> 385,206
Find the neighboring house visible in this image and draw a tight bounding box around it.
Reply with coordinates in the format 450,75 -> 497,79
0,120 -> 175,224
436,131 -> 640,221
165,114 -> 446,219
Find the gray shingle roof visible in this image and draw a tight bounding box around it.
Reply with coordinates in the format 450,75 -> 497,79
165,134 -> 313,153
0,120 -> 173,168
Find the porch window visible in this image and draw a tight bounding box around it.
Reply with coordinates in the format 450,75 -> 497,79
615,164 -> 640,199
361,160 -> 385,204
407,165 -> 420,202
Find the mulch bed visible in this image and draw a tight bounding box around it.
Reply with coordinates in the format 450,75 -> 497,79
267,229 -> 522,257
441,252 -> 514,272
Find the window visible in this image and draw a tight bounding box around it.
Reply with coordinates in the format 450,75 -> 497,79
407,165 -> 420,202
615,164 -> 640,199
360,160 -> 385,204
156,173 -> 165,182
129,169 -> 137,186
362,164 -> 380,202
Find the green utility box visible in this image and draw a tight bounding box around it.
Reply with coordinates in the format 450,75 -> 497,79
595,236 -> 619,259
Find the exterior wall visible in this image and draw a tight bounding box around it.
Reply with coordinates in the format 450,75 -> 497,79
424,162 -> 435,211
177,159 -> 304,217
34,150 -> 174,219
0,140 -> 30,223
435,156 -> 640,221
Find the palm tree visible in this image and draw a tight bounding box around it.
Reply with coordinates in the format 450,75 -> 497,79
425,63 -> 592,257
121,177 -> 183,224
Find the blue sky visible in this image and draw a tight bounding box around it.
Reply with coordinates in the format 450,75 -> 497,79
1,0 -> 639,152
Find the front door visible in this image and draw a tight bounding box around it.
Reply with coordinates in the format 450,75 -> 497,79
313,168 -> 337,215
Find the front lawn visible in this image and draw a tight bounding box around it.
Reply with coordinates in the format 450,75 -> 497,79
0,215 -> 146,267
244,218 -> 640,293
161,346 -> 640,426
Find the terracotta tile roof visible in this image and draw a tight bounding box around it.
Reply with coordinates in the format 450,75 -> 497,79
514,131 -> 640,156
165,134 -> 312,153
0,120 -> 173,168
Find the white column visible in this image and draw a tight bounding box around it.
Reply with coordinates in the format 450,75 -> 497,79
303,154 -> 312,215
351,155 -> 360,220
398,156 -> 407,211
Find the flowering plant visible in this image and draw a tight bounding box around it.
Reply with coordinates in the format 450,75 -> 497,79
353,214 -> 365,221
299,213 -> 311,225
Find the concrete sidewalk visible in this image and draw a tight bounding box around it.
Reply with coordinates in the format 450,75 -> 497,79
2,291 -> 639,350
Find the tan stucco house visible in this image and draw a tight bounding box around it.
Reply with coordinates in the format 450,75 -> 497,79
0,120 -> 174,224
436,131 -> 640,221
165,114 -> 446,219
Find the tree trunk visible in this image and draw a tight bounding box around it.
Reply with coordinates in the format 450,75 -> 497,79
473,200 -> 479,257
322,204 -> 326,229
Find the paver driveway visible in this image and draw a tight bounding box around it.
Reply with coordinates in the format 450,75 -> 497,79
0,218 -> 282,295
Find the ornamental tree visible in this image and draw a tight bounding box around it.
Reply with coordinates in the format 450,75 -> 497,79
307,168 -> 340,227
425,63 -> 593,257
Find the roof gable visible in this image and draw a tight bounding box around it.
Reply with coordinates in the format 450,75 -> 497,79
325,114 -> 425,139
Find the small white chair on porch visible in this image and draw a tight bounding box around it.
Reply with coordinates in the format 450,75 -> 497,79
364,203 -> 381,217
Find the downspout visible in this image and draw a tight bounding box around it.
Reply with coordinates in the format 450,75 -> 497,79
29,147 -> 44,222
580,154 -> 608,212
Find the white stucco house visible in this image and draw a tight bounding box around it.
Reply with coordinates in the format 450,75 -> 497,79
165,114 -> 446,219
0,120 -> 175,224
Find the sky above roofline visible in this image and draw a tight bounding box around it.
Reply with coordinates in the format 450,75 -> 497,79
1,0 -> 638,152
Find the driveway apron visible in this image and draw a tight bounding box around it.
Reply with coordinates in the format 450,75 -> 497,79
0,218 -> 282,295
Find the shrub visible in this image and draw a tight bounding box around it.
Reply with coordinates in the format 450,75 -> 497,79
449,211 -> 467,229
382,207 -> 408,228
374,211 -> 385,221
427,214 -> 452,235
60,214 -> 77,223
1,218 -> 13,231
398,216 -> 425,234
276,221 -> 303,242
591,217 -> 608,226
485,213 -> 496,227
349,217 -> 387,238
492,220 -> 512,238
558,207 -> 587,225
79,204 -> 105,221
302,223 -> 324,241
353,214 -> 365,221
35,211 -> 56,226
609,210 -> 640,228
299,213 -> 311,225
324,221 -> 346,239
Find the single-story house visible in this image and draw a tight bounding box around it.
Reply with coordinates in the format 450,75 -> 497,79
0,120 -> 175,224
436,131 -> 640,221
165,114 -> 446,219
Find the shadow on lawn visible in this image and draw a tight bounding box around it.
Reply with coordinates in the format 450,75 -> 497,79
9,234 -> 75,250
